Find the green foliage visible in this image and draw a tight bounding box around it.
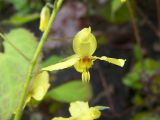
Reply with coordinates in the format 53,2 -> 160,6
132,94 -> 144,106
7,0 -> 28,11
0,29 -> 38,120
0,1 -> 5,11
133,45 -> 142,62
123,58 -> 160,90
150,74 -> 160,94
47,80 -> 92,102
111,0 -> 124,16
1,13 -> 39,26
132,112 -> 160,120
123,64 -> 142,90
143,59 -> 160,75
42,55 -> 64,68
1,0 -> 43,26
6,0 -> 43,15
99,0 -> 131,24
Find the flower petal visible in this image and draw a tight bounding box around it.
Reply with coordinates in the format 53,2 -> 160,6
89,107 -> 101,119
32,71 -> 50,101
23,71 -> 50,109
95,106 -> 109,110
73,27 -> 97,57
42,55 -> 80,71
94,56 -> 126,67
52,117 -> 70,120
69,101 -> 90,118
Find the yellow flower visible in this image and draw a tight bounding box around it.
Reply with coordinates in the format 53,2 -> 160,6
42,27 -> 126,82
52,117 -> 70,120
39,5 -> 50,32
121,0 -> 126,3
52,101 -> 102,120
69,101 -> 101,120
24,71 -> 50,107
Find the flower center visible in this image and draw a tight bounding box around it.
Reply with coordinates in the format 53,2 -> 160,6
74,56 -> 93,82
80,56 -> 93,70
74,56 -> 93,73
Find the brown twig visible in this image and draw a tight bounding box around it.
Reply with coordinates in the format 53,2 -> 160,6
92,89 -> 108,104
137,7 -> 160,37
126,0 -> 144,68
156,0 -> 160,43
156,0 -> 160,32
96,63 -> 117,115
126,1 -> 141,46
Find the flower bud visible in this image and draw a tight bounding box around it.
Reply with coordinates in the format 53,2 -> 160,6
39,5 -> 50,32
73,27 -> 97,57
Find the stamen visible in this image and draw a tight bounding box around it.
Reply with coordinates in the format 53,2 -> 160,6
82,70 -> 90,82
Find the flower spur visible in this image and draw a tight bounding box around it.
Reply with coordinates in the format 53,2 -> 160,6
42,27 -> 126,82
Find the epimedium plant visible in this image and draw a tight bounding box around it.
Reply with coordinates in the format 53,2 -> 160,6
13,1 -> 64,119
0,28 -> 38,120
0,0 -> 126,120
0,0 -> 63,120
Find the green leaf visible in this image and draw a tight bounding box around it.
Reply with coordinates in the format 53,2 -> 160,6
1,13 -> 39,26
151,74 -> 160,94
123,58 -> 160,90
7,0 -> 27,11
132,112 -> 160,120
47,80 -> 92,102
42,55 -> 64,68
143,59 -> 160,76
123,61 -> 143,90
123,71 -> 143,90
0,28 -> 38,120
132,94 -> 144,106
99,0 -> 132,24
111,0 -> 124,15
133,45 -> 142,62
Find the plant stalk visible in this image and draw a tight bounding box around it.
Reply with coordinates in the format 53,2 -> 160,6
14,0 -> 63,119
126,0 -> 143,63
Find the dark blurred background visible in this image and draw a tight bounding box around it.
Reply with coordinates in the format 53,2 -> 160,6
0,0 -> 160,120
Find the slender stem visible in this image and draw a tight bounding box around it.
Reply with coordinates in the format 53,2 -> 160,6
156,0 -> 160,40
96,64 -> 117,115
14,0 -> 63,120
126,0 -> 143,63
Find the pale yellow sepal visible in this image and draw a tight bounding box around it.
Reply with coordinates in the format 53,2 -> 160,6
31,71 -> 50,100
42,55 -> 80,71
69,101 -> 90,118
69,101 -> 101,120
52,101 -> 101,120
94,56 -> 126,67
24,71 -> 50,107
39,5 -> 50,32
